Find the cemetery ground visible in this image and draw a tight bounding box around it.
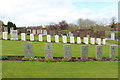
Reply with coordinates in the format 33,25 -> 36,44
1,40 -> 119,78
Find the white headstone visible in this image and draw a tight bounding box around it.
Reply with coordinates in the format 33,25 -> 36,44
10,30 -> 18,40
21,33 -> 26,41
77,37 -> 81,44
96,38 -> 101,45
83,37 -> 89,44
102,39 -> 106,45
4,27 -> 8,32
55,35 -> 59,43
39,34 -> 43,41
70,36 -> 75,43
3,32 -> 8,40
30,34 -> 34,41
43,30 -> 47,35
62,35 -> 67,43
32,29 -> 36,35
90,38 -> 95,45
111,32 -> 115,40
86,35 -> 90,38
47,35 -> 51,42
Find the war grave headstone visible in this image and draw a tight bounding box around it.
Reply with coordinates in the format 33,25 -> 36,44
102,39 -> 106,45
30,34 -> 34,41
111,32 -> 115,40
62,35 -> 67,43
21,33 -> 26,41
24,43 -> 34,58
110,46 -> 116,58
43,30 -> 47,35
55,35 -> 59,43
96,45 -> 102,59
77,37 -> 81,44
96,38 -> 101,45
70,36 -> 75,43
39,34 -> 43,41
90,38 -> 95,45
44,43 -> 53,59
10,30 -> 18,40
64,44 -> 72,59
47,35 -> 51,42
3,32 -> 8,40
83,37 -> 89,44
81,46 -> 88,59
4,27 -> 8,32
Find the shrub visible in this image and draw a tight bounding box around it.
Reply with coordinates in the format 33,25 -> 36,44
61,58 -> 70,62
29,58 -> 38,61
1,56 -> 8,60
45,58 -> 55,62
22,57 -> 30,61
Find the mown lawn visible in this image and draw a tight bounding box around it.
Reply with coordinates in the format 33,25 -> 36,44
2,40 -> 118,57
2,61 -> 118,78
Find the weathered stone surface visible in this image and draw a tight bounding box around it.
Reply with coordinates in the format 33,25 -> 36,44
96,45 -> 102,59
64,45 -> 72,59
3,32 -> 8,40
83,37 -> 89,44
21,33 -> 26,41
77,37 -> 81,44
70,36 -> 75,43
102,39 -> 106,45
39,34 -> 43,41
44,43 -> 53,59
24,43 -> 34,58
62,36 -> 67,43
55,35 -> 59,43
96,38 -> 101,45
47,35 -> 51,42
90,38 -> 95,45
30,34 -> 34,41
110,46 -> 116,58
81,46 -> 88,59
10,30 -> 18,40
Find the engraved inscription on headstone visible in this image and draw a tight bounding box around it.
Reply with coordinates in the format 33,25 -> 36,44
39,34 -> 43,41
55,35 -> 59,43
62,36 -> 67,43
70,36 -> 75,43
96,45 -> 102,59
90,38 -> 95,45
10,30 -> 18,40
44,44 -> 53,59
47,35 -> 51,42
110,46 -> 116,58
64,45 -> 72,59
24,43 -> 34,58
21,33 -> 26,41
30,34 -> 34,41
81,46 -> 88,59
77,37 -> 81,44
3,32 -> 8,40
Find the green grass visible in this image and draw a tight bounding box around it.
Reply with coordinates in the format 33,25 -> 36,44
2,40 -> 118,58
106,40 -> 120,45
2,61 -> 118,78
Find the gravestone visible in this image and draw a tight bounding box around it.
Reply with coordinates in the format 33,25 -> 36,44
21,33 -> 26,41
102,39 -> 106,45
44,43 -> 53,59
4,27 -> 8,32
32,29 -> 36,35
10,30 -> 18,40
96,38 -> 101,45
55,35 -> 59,43
86,35 -> 90,38
77,37 -> 81,44
62,35 -> 67,43
111,32 -> 115,40
39,34 -> 43,41
96,45 -> 102,59
69,32 -> 73,37
30,34 -> 34,41
64,45 -> 72,59
24,43 -> 34,58
83,37 -> 89,44
3,32 -> 8,40
90,38 -> 95,45
47,35 -> 51,42
81,46 -> 88,59
70,36 -> 75,43
43,30 -> 47,35
110,46 -> 116,58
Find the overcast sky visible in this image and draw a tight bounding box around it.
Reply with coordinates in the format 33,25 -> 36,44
0,0 -> 119,27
